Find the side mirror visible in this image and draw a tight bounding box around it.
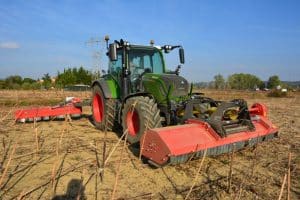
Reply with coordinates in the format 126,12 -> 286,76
109,43 -> 117,61
179,48 -> 185,64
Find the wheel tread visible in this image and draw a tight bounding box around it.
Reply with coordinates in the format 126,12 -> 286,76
122,96 -> 161,144
92,85 -> 117,131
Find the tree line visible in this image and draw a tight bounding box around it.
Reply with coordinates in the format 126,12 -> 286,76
0,68 -> 289,91
195,73 -> 284,90
0,66 -> 96,90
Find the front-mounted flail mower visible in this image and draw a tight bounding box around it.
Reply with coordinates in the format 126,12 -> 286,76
91,37 -> 278,166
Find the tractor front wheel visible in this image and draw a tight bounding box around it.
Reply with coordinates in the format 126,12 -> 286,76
122,96 -> 161,144
92,85 -> 116,131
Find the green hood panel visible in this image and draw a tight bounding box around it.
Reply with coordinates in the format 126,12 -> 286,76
142,73 -> 189,104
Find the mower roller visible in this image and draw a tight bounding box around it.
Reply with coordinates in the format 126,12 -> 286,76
15,97 -> 82,123
89,37 -> 278,166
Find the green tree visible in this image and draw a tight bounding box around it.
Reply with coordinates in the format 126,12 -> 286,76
42,73 -> 52,89
21,82 -> 32,90
56,68 -> 76,88
214,74 -> 226,89
77,66 -> 92,84
21,77 -> 36,90
31,82 -> 42,90
5,75 -> 23,89
23,77 -> 36,84
0,79 -> 5,89
228,73 -> 264,90
267,75 -> 281,89
56,67 -> 92,88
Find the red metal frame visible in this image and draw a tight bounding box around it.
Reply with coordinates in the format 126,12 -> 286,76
249,103 -> 268,117
140,103 -> 278,166
15,98 -> 82,122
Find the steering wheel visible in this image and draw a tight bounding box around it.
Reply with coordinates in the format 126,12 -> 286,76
140,68 -> 152,77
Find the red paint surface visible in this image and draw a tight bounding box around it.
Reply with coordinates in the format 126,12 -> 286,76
141,114 -> 278,166
126,110 -> 140,136
15,101 -> 82,120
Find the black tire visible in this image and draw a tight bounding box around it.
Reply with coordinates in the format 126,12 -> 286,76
122,96 -> 161,144
92,85 -> 116,131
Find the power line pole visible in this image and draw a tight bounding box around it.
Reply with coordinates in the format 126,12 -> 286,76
85,37 -> 105,80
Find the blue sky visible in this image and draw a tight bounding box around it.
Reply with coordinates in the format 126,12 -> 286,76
0,0 -> 299,81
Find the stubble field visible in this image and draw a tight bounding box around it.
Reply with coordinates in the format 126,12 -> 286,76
0,89 -> 299,200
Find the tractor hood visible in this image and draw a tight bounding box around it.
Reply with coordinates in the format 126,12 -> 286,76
160,74 -> 189,96
142,73 -> 189,104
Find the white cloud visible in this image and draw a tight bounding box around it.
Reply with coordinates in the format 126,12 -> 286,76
0,42 -> 20,49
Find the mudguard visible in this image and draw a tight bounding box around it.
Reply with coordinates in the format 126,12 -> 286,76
92,78 -> 120,99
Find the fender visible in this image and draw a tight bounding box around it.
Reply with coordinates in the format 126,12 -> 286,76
123,92 -> 153,102
92,78 -> 119,99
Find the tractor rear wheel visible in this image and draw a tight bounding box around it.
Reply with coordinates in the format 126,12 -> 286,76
92,85 -> 116,131
122,96 -> 161,144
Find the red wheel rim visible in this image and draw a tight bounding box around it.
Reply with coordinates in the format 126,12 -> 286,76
93,93 -> 104,122
126,109 -> 139,136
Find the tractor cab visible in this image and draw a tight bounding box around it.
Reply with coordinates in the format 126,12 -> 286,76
108,46 -> 164,74
107,39 -> 185,96
128,46 -> 165,76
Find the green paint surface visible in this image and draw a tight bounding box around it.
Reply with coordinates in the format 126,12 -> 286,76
106,79 -> 120,98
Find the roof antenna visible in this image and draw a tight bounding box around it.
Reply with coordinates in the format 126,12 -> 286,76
150,40 -> 155,46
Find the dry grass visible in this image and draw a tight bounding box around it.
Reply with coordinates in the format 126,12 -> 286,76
0,89 -> 299,199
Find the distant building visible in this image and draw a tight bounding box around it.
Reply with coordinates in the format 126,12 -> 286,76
281,88 -> 287,92
64,84 -> 91,91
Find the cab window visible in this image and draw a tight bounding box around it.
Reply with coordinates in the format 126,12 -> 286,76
108,51 -> 122,77
128,49 -> 164,79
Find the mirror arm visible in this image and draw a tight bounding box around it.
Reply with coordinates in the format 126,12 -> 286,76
175,65 -> 181,75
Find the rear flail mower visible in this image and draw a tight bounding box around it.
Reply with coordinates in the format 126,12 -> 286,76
91,37 -> 279,166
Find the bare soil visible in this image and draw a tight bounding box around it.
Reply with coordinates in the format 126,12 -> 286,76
0,89 -> 299,200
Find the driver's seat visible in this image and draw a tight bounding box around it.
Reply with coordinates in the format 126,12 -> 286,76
133,68 -> 152,92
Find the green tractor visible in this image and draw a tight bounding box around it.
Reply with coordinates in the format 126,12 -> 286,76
91,37 -> 191,143
91,37 -> 278,166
